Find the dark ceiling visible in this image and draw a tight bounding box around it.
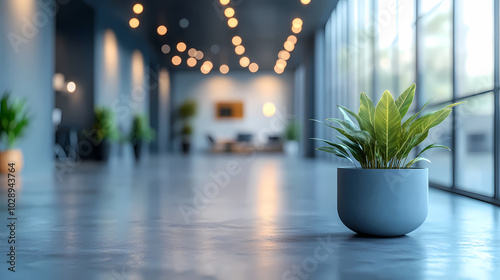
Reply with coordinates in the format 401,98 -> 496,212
110,0 -> 338,71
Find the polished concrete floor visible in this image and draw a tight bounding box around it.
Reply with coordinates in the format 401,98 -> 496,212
1,154 -> 499,280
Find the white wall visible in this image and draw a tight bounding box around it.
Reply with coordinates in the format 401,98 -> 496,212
172,71 -> 294,152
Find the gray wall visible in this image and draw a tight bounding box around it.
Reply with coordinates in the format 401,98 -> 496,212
0,0 -> 56,178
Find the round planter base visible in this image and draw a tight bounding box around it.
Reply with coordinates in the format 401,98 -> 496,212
337,168 -> 428,237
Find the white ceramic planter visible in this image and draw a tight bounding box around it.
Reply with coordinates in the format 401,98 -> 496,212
284,140 -> 299,156
337,168 -> 428,237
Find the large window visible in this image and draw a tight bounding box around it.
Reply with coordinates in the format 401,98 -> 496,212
322,0 -> 499,205
419,0 -> 452,105
455,0 -> 494,96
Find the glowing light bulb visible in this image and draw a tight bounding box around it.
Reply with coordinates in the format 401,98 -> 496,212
172,56 -> 182,65
66,81 -> 76,93
224,7 -> 235,18
249,63 -> 259,73
263,102 -> 276,117
292,18 -> 303,28
129,18 -> 140,28
157,25 -> 167,35
220,65 -> 230,74
232,36 -> 242,46
187,57 -> 197,67
177,42 -> 187,52
228,18 -> 238,28
235,45 -> 245,55
239,57 -> 250,67
133,4 -> 143,14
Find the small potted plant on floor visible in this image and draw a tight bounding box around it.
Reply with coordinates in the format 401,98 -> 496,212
130,114 -> 154,161
180,123 -> 193,154
93,107 -> 119,161
284,120 -> 299,156
0,92 -> 30,173
178,100 -> 196,154
313,84 -> 463,237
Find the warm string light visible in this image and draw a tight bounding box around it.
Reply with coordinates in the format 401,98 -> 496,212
176,42 -> 187,52
224,7 -> 235,18
188,48 -> 197,57
133,3 -> 143,14
157,25 -> 167,35
278,50 -> 290,60
218,2 -> 256,72
273,18 -> 304,74
172,56 -> 182,66
228,18 -> 238,28
249,63 -> 259,73
201,61 -> 213,74
129,18 -> 139,28
130,4 -> 142,28
132,3 -> 215,73
187,57 -> 197,67
239,57 -> 250,67
235,45 -> 245,55
195,50 -> 204,60
301,0 -> 311,4
220,64 -> 230,74
232,36 -> 242,46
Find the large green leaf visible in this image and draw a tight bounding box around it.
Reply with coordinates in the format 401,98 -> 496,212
358,92 -> 376,136
325,118 -> 358,132
397,131 -> 427,160
336,136 -> 365,163
401,99 -> 432,131
311,119 -> 365,147
337,105 -> 361,130
409,108 -> 452,139
316,146 -> 354,165
374,90 -> 401,162
416,144 -> 450,158
395,83 -> 415,118
405,157 -> 431,168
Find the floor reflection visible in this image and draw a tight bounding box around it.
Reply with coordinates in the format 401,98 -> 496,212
1,155 -> 499,280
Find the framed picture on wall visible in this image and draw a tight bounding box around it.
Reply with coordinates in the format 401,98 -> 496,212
215,101 -> 244,119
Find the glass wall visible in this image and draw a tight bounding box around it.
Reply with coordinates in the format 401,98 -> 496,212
321,0 -> 499,204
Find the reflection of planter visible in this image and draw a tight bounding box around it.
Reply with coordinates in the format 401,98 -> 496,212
337,168 -> 428,237
95,140 -> 111,161
133,141 -> 142,161
0,149 -> 24,173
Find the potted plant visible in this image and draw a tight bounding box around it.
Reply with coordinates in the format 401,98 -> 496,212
178,100 -> 196,154
284,120 -> 299,156
0,92 -> 30,173
130,114 -> 154,161
313,84 -> 463,237
92,107 -> 119,161
180,123 -> 193,154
